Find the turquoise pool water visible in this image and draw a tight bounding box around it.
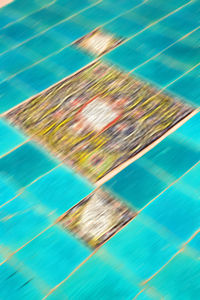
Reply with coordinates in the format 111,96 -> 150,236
0,0 -> 199,298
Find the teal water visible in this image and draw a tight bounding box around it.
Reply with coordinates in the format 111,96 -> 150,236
188,233 -> 200,252
21,20 -> 89,61
104,1 -> 200,72
104,0 -> 190,38
167,65 -> 200,106
0,45 -> 92,113
0,175 -> 17,205
134,28 -> 200,88
0,141 -> 58,190
1,0 -> 198,114
68,0 -> 143,33
0,163 -> 93,257
139,164 -> 200,244
0,0 -> 97,49
24,164 -> 93,219
0,195 -> 50,258
0,0 -> 199,298
146,135 -> 199,179
136,292 -> 153,300
0,0 -> 144,83
0,0 -> 51,28
48,249 -> 140,300
105,113 -> 200,210
13,225 -> 91,288
145,248 -> 200,299
62,162 -> 200,299
171,112 -> 200,149
176,163 -> 200,197
0,118 -> 27,156
0,260 -> 43,299
102,216 -> 178,281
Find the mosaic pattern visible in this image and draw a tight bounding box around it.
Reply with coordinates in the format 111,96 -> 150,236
59,189 -> 135,248
74,29 -> 123,56
6,61 -> 193,182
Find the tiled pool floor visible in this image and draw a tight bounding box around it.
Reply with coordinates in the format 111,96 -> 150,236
0,0 -> 199,299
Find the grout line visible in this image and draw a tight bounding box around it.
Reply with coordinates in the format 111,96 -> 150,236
137,160 -> 200,214
42,249 -> 99,299
0,0 -> 146,57
140,229 -> 200,286
0,0 -> 102,57
0,192 -> 23,210
97,0 -> 148,29
0,31 -> 95,85
0,0 -> 193,117
0,60 -> 98,117
42,216 -> 135,299
0,78 -> 199,198
96,108 -> 199,187
132,288 -> 146,300
0,138 -> 31,159
128,26 -> 200,74
42,160 -> 200,298
0,1 -> 198,296
143,62 -> 200,102
0,0 -> 146,84
0,224 -> 54,266
1,0 -> 57,30
0,186 -> 96,265
0,0 -> 192,87
0,163 -> 62,210
110,0 -> 193,46
0,159 -> 199,295
24,163 -> 63,189
0,70 -> 199,203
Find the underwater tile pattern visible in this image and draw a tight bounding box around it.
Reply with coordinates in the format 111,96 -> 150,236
0,118 -> 27,156
0,0 -> 200,299
105,112 -> 200,209
59,188 -> 135,248
74,28 -> 123,57
6,61 -> 193,182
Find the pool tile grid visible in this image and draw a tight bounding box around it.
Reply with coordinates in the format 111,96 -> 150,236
1,0 -> 199,113
2,0 -> 198,299
41,162 -> 200,299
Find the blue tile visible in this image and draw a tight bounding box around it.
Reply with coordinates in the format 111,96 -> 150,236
172,113 -> 200,150
47,46 -> 92,73
0,118 -> 27,156
0,261 -> 44,299
167,66 -> 200,106
188,233 -> 200,254
15,225 -> 91,288
0,80 -> 36,114
105,160 -> 166,210
0,175 -> 17,206
140,185 -> 200,243
25,165 -> 93,219
147,249 -> 200,299
0,141 -> 58,190
103,215 -> 178,281
48,249 -> 140,299
2,21 -> 36,44
146,135 -> 200,179
0,196 -> 50,257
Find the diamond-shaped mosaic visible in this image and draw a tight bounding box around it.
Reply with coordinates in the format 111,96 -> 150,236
58,188 -> 135,248
6,61 -> 193,183
74,29 -> 123,56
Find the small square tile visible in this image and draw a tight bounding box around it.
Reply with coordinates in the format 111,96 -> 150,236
59,188 -> 135,248
74,29 -> 123,56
